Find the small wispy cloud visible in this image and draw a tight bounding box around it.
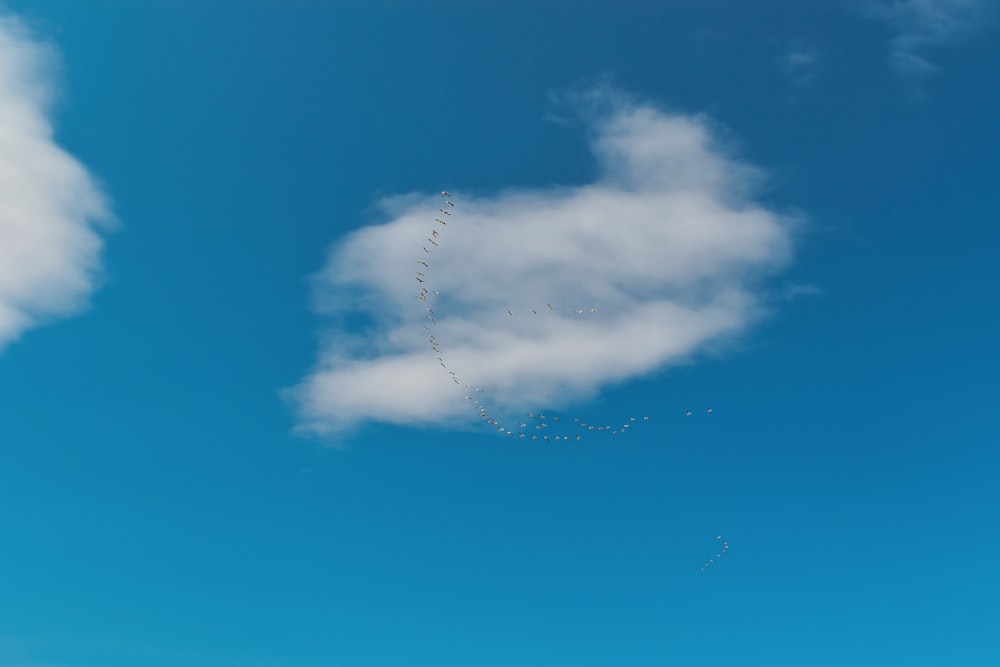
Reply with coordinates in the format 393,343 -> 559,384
779,47 -> 821,88
0,14 -> 111,351
865,0 -> 986,78
291,87 -> 798,437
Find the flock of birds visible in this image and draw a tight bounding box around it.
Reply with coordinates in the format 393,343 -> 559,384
413,191 -> 732,572
413,190 -> 714,441
699,535 -> 730,572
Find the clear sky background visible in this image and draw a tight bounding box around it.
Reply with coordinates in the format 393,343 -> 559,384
0,1 -> 997,666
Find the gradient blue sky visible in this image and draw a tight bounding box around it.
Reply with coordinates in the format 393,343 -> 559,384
1,2 -> 998,666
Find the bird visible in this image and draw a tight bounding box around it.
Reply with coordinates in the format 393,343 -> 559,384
547,303 -> 555,310
435,218 -> 447,225
423,246 -> 432,253
439,209 -> 451,215
441,190 -> 450,196
445,200 -> 454,206
530,308 -> 537,315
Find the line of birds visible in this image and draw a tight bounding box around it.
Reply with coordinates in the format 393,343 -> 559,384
699,535 -> 730,571
417,194 -> 737,575
414,190 -> 712,439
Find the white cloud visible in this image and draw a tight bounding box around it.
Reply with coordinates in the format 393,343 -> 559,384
779,47 -> 820,88
291,89 -> 797,436
0,14 -> 111,350
866,0 -> 986,78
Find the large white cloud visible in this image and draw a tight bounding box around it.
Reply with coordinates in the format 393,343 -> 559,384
866,0 -> 986,77
292,89 -> 796,436
0,15 -> 110,350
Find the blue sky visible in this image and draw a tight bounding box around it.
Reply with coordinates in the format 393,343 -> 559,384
0,1 -> 998,665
